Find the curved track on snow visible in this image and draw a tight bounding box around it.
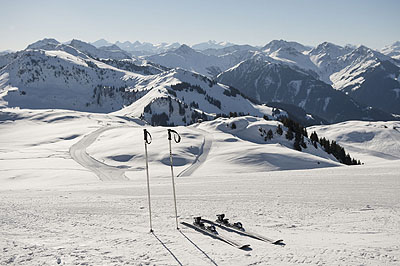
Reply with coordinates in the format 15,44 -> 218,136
70,126 -> 128,181
70,125 -> 212,180
177,128 -> 213,177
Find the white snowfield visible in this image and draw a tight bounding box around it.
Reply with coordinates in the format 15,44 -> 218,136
0,108 -> 399,265
309,120 -> 400,164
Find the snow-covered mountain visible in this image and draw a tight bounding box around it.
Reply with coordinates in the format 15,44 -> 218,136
329,46 -> 400,114
0,41 -> 286,126
308,42 -> 354,83
25,38 -> 134,61
213,40 -> 400,117
201,44 -> 258,56
191,40 -> 236,51
0,50 -> 13,56
217,57 -> 395,123
381,41 -> 400,60
91,39 -> 237,55
0,49 -> 147,112
69,40 -> 133,60
2,38 -> 400,127
115,41 -> 181,56
146,44 -> 258,77
26,38 -> 61,50
263,40 -> 312,54
91,38 -> 113,48
112,67 -> 284,126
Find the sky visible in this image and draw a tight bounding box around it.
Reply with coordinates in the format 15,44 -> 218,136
1,0 -> 399,51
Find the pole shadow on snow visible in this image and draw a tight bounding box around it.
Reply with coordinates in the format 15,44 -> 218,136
179,230 -> 219,266
152,232 -> 183,266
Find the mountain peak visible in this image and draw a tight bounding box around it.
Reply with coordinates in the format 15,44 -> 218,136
381,41 -> 400,59
191,40 -> 235,51
263,40 -> 308,53
99,44 -> 124,52
26,38 -> 60,50
390,41 -> 400,47
91,39 -> 112,48
175,44 -> 195,54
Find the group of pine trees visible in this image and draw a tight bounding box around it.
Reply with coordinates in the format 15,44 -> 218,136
279,117 -> 308,151
259,127 -> 275,141
317,135 -> 361,165
279,117 -> 360,165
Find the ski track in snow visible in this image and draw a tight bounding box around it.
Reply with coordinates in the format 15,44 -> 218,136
70,125 -> 212,180
177,128 -> 213,177
69,126 -> 128,181
1,110 -> 400,265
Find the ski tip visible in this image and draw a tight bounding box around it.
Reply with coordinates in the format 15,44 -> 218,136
272,239 -> 285,246
240,244 -> 252,250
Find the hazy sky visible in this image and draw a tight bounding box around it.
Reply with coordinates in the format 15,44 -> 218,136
1,0 -> 399,51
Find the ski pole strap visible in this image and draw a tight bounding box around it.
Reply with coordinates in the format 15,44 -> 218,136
144,129 -> 152,144
168,129 -> 181,143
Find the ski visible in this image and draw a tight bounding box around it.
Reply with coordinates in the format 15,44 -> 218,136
201,214 -> 284,245
180,217 -> 250,250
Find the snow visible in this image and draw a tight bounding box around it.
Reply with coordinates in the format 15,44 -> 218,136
323,97 -> 331,112
1,37 -> 400,265
308,120 -> 400,164
1,108 -> 399,265
381,41 -> 400,60
288,80 -> 302,96
191,40 -> 235,51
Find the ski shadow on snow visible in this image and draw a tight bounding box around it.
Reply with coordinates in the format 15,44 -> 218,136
179,230 -> 219,266
151,232 -> 183,266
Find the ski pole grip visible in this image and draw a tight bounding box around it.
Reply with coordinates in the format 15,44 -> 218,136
168,129 -> 181,143
144,129 -> 152,144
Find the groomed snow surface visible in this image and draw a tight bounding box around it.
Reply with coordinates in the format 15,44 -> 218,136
0,109 -> 399,265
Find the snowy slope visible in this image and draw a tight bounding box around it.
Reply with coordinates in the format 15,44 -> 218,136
114,68 -> 284,126
308,120 -> 400,164
69,39 -> 133,60
259,41 -> 400,114
0,49 -> 150,112
217,57 -> 395,123
91,38 -> 113,48
1,108 -> 399,265
308,42 -> 354,84
26,38 -> 133,61
1,38 -> 400,265
0,44 -> 285,126
0,108 -> 339,187
330,46 -> 400,114
381,41 -> 400,60
86,116 -> 340,178
330,46 -> 394,90
145,44 -> 257,77
262,40 -> 316,73
262,40 -> 311,54
191,40 -> 236,50
114,41 -> 181,56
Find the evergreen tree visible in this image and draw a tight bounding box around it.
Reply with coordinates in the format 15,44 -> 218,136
285,128 -> 294,140
294,139 -> 302,151
267,129 -> 274,140
276,125 -> 283,135
310,131 -> 319,142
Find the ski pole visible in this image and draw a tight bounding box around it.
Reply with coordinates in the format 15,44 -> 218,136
143,129 -> 153,233
168,129 -> 181,229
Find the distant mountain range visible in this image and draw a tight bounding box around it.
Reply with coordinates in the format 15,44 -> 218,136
90,39 -> 235,56
1,38 -> 399,126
